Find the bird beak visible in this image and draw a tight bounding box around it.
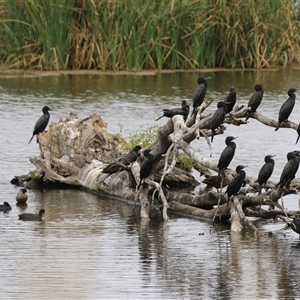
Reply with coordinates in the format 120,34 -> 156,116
205,77 -> 211,80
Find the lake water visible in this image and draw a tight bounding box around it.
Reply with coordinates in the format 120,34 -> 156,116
0,69 -> 300,299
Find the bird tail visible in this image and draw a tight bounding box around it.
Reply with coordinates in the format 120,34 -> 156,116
211,130 -> 215,142
296,135 -> 300,144
155,115 -> 164,121
277,185 -> 283,200
275,122 -> 280,131
28,135 -> 34,144
191,107 -> 196,117
245,112 -> 250,121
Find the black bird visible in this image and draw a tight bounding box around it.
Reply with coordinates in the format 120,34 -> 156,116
245,84 -> 264,121
156,100 -> 190,122
217,136 -> 237,177
102,145 -> 142,174
209,101 -> 228,142
191,77 -> 211,116
138,151 -> 154,189
291,219 -> 300,235
224,86 -> 236,113
257,155 -> 275,194
202,175 -> 231,189
296,122 -> 300,144
275,88 -> 297,131
225,165 -> 247,205
28,106 -> 52,144
277,151 -> 300,199
0,201 -> 12,212
18,209 -> 45,221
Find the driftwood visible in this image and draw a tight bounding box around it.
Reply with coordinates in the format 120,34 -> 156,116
11,102 -> 300,233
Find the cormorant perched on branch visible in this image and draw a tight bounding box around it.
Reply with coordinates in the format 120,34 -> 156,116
275,88 -> 297,131
257,155 -> 275,194
277,151 -> 300,199
217,136 -> 238,177
28,106 -> 52,144
245,84 -> 264,121
138,150 -> 154,189
224,86 -> 236,113
209,101 -> 229,142
225,165 -> 247,205
296,122 -> 300,144
155,100 -> 190,122
102,145 -> 142,174
191,77 -> 211,116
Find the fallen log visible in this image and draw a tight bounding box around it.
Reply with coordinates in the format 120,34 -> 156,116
10,106 -> 300,231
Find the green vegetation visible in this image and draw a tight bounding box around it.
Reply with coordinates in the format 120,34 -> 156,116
124,125 -> 159,151
0,0 -> 299,70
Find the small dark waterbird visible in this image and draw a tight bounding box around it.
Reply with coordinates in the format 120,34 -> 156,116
28,106 -> 52,144
277,151 -> 300,199
296,122 -> 300,144
16,188 -> 28,203
0,201 -> 12,212
275,88 -> 297,131
291,218 -> 300,235
225,165 -> 247,205
209,101 -> 229,142
138,150 -> 154,189
217,136 -> 237,177
245,84 -> 264,121
102,145 -> 142,174
18,209 -> 45,221
257,155 -> 275,194
191,77 -> 211,116
224,86 -> 236,113
155,100 -> 190,122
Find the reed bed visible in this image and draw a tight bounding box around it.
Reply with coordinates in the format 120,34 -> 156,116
0,0 -> 298,70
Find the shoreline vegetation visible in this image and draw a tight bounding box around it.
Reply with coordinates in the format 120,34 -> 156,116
0,0 -> 299,71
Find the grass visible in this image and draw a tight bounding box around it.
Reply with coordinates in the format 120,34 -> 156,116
0,0 -> 298,70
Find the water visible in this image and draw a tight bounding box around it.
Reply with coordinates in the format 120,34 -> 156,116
0,70 -> 300,299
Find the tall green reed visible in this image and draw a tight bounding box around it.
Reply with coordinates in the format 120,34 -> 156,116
0,0 -> 298,70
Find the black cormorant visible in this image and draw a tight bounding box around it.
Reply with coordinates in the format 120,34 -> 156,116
18,209 -> 45,221
209,101 -> 228,142
28,106 -> 52,144
257,155 -> 275,194
138,150 -> 154,189
277,151 -> 300,199
0,202 -> 12,212
217,136 -> 237,177
275,88 -> 297,131
191,77 -> 211,116
225,165 -> 247,205
224,86 -> 236,113
102,145 -> 142,174
16,188 -> 28,203
291,219 -> 300,235
245,84 -> 264,121
156,100 -> 190,122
